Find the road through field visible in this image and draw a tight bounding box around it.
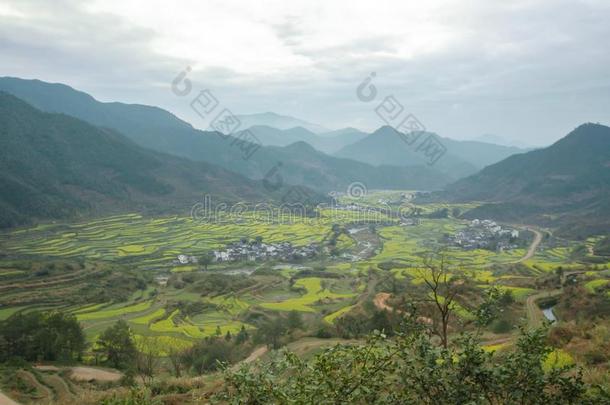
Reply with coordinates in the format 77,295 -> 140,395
512,227 -> 543,263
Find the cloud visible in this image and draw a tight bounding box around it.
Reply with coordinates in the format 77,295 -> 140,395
0,0 -> 609,144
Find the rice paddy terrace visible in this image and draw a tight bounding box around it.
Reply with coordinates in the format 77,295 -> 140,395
1,192 -> 608,357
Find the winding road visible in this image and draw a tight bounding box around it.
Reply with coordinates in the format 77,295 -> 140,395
526,289 -> 563,328
514,227 -> 543,263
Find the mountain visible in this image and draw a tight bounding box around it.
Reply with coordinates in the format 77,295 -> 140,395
235,112 -> 330,134
244,125 -> 320,148
0,77 -> 453,192
335,126 -> 528,175
443,123 -> 610,236
263,141 -> 452,191
0,92 -> 296,228
472,134 -> 534,149
335,126 -> 479,179
242,125 -> 368,154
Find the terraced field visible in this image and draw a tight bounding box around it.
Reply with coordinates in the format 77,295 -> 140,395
261,277 -> 356,312
0,213 -> 343,267
2,196 -> 607,362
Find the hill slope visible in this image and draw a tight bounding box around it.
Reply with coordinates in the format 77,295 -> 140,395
0,92 -> 291,228
444,123 -> 610,236
0,77 -> 452,191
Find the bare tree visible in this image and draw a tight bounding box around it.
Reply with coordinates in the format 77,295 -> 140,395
418,254 -> 462,348
135,336 -> 161,384
168,347 -> 184,377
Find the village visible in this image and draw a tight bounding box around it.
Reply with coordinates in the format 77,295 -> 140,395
212,239 -> 320,262
170,239 -> 321,266
446,219 -> 521,251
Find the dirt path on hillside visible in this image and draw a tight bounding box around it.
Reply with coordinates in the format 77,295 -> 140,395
70,367 -> 122,382
242,346 -> 268,365
526,289 -> 562,328
0,391 -> 20,405
373,292 -> 394,312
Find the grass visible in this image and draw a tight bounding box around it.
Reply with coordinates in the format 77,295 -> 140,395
261,277 -> 355,312
71,303 -> 109,314
496,285 -> 535,300
0,306 -> 27,320
543,349 -> 574,372
203,295 -> 250,316
76,301 -> 152,321
584,279 -> 610,293
482,342 -> 510,353
133,335 -> 193,356
131,308 -> 166,325
323,304 -> 356,324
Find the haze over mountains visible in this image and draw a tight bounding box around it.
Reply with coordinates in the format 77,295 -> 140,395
234,112 -> 330,134
240,125 -> 368,154
0,77 -> 488,192
1,76 -> 608,236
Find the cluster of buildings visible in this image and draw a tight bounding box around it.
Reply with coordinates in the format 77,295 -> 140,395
212,240 -> 320,262
447,219 -> 520,251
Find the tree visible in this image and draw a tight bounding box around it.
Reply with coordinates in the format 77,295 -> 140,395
287,311 -> 303,331
235,325 -> 250,345
168,347 -> 184,378
256,318 -> 287,349
96,320 -> 137,369
0,310 -> 85,362
135,335 -> 161,384
418,254 -> 464,348
184,339 -> 233,374
199,251 -> 214,271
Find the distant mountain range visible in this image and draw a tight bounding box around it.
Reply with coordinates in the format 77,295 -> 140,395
335,126 -> 529,177
471,134 -> 534,149
442,123 -> 610,237
0,92 -> 296,228
235,112 -> 330,134
0,77 -> 453,192
242,125 -> 368,154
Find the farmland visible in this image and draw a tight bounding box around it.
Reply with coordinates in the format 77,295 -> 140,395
1,190 -> 609,397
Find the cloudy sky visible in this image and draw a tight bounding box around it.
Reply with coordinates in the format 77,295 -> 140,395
1,0 -> 609,145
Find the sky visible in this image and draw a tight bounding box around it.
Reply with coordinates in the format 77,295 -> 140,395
1,0 -> 609,146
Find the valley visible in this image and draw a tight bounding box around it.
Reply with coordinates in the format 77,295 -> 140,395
1,191 -> 608,403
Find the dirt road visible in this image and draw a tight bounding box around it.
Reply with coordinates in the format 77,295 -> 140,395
0,392 -> 20,405
511,227 -> 543,263
526,290 -> 562,328
70,366 -> 122,382
517,228 -> 542,263
241,346 -> 268,364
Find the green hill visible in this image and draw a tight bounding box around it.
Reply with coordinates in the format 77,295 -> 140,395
0,77 -> 452,191
0,92 -> 296,228
443,123 -> 610,236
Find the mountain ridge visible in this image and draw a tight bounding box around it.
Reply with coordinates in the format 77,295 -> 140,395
0,77 -> 454,192
0,91 -> 303,228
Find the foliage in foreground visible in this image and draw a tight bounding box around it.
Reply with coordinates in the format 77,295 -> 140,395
216,327 -> 608,405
